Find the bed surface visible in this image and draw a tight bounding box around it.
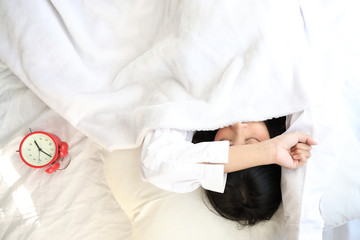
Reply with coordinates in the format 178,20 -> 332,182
0,63 -> 132,240
1,63 -> 360,240
1,0 -> 360,239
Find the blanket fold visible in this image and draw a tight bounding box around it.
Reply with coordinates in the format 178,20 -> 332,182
0,0 -> 348,150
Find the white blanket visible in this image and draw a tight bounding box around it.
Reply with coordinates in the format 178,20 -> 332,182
1,1 -> 360,239
0,0 -> 343,150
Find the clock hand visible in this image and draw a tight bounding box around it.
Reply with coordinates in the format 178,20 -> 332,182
40,149 -> 52,158
34,141 -> 41,151
34,140 -> 51,160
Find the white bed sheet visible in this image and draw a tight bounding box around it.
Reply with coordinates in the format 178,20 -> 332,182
323,218 -> 360,240
0,63 -> 132,239
1,33 -> 359,240
1,0 -> 359,239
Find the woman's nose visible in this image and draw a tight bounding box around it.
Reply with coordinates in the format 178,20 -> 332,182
230,122 -> 248,145
231,122 -> 248,131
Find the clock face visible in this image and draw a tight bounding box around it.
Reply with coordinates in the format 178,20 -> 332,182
20,132 -> 58,167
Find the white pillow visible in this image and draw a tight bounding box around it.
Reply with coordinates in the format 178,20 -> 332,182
102,147 -> 285,240
281,89 -> 360,240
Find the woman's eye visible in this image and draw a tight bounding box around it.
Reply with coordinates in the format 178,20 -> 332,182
245,138 -> 259,144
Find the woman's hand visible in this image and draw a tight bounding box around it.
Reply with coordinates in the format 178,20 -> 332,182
272,132 -> 317,169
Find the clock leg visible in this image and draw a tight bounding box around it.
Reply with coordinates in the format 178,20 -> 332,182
45,162 -> 60,174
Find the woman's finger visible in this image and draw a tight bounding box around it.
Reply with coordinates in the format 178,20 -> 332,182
292,148 -> 311,157
291,143 -> 311,151
292,157 -> 307,169
293,132 -> 318,146
292,150 -> 311,160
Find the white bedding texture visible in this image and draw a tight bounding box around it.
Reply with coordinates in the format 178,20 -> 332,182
1,0 -> 360,239
0,64 -> 132,240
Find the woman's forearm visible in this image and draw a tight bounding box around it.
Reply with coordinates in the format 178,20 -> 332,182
223,140 -> 276,173
223,132 -> 317,172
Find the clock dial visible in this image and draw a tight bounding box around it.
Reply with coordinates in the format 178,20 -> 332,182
20,133 -> 57,167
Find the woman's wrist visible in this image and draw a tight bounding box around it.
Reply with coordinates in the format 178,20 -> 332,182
255,140 -> 277,165
224,140 -> 277,173
265,139 -> 278,165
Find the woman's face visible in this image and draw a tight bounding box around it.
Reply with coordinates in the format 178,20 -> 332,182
214,122 -> 270,146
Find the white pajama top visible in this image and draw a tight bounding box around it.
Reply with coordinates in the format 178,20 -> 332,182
141,128 -> 229,193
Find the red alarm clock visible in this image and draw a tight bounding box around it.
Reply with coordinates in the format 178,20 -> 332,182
19,131 -> 69,174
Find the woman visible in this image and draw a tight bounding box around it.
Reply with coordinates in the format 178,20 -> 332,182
141,117 -> 316,225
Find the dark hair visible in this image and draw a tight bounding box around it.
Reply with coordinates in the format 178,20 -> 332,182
192,117 -> 286,226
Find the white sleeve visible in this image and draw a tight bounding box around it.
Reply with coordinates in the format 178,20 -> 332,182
141,128 -> 229,193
